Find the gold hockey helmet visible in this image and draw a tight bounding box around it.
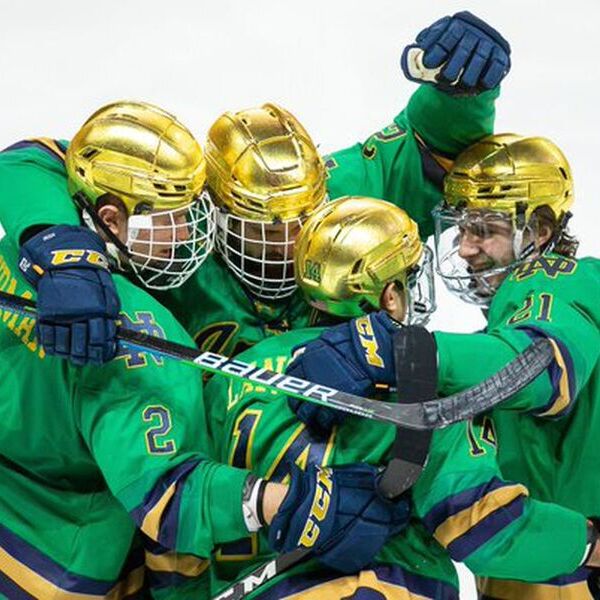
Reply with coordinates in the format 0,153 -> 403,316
66,100 -> 207,214
295,196 -> 435,323
444,133 -> 573,222
65,101 -> 214,290
435,134 -> 574,306
205,102 -> 326,221
205,103 -> 327,300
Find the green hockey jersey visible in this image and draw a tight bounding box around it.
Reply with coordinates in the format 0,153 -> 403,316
429,254 -> 600,598
202,327 -> 588,600
0,84 -> 498,358
0,208 -> 251,598
443,255 -> 600,600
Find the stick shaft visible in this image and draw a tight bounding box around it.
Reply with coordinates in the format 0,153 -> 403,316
0,290 -> 554,430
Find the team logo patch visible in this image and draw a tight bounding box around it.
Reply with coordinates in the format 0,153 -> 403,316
116,311 -> 166,368
512,256 -> 577,282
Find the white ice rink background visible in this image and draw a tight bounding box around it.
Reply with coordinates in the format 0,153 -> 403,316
1,1 -> 599,597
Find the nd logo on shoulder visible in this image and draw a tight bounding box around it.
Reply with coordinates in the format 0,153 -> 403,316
116,312 -> 166,368
512,256 -> 577,282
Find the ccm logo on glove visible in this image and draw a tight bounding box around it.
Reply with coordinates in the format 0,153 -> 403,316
50,249 -> 109,269
355,315 -> 384,368
299,466 -> 334,548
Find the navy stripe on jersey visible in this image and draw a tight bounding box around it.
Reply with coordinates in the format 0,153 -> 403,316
521,326 -> 578,418
447,495 -> 525,562
253,564 -> 458,600
130,458 -> 200,547
0,568 -> 33,600
423,477 -> 528,561
423,477 -> 508,532
0,522 -> 115,594
1,138 -> 66,164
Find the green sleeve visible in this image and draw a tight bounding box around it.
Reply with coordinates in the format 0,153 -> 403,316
435,256 -> 600,416
413,419 -> 588,581
405,85 -> 499,156
0,142 -> 80,244
76,372 -> 250,556
73,279 -> 251,556
325,85 -> 498,239
203,370 -> 234,461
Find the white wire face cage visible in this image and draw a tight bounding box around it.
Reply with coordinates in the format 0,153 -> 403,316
405,245 -> 437,326
433,206 -> 537,307
124,190 -> 216,290
215,209 -> 303,301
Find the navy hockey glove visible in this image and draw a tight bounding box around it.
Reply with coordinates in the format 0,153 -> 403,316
269,463 -> 410,573
401,11 -> 511,95
19,225 -> 121,366
287,311 -> 399,435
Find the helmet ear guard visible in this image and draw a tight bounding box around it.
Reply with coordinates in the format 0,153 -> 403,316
66,101 -> 215,290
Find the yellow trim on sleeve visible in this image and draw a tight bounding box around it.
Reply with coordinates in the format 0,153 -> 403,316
434,484 -> 528,547
145,550 -> 209,577
537,338 -> 572,417
141,481 -> 177,541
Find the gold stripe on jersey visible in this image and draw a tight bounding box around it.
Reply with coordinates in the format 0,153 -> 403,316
280,569 -> 432,600
31,137 -> 67,162
141,481 -> 177,541
413,132 -> 455,172
145,549 -> 209,577
537,338 -> 572,417
106,565 -> 145,600
434,484 -> 529,547
0,544 -> 144,599
477,576 -> 593,600
265,423 -> 307,480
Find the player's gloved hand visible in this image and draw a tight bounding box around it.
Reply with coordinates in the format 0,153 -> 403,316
19,225 -> 121,366
269,463 -> 410,573
287,311 -> 399,435
401,11 -> 511,95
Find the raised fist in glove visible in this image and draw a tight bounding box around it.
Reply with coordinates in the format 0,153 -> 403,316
287,311 -> 399,435
269,463 -> 410,573
401,11 -> 511,95
19,225 -> 121,365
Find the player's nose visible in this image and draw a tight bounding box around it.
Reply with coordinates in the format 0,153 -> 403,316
457,231 -> 481,260
174,214 -> 191,242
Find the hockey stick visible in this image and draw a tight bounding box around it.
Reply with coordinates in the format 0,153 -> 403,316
212,546 -> 310,600
0,290 -> 554,430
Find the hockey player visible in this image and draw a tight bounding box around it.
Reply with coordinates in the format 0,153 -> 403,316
286,136 -> 600,598
0,10 -> 511,362
204,196 -> 598,600
0,103 -> 409,598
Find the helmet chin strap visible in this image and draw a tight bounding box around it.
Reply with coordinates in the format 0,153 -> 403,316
72,191 -> 132,273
